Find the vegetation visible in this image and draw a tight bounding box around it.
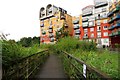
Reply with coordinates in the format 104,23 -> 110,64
48,37 -> 119,79
2,36 -> 40,69
17,36 -> 40,47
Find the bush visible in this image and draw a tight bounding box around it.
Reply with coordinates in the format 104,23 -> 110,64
2,40 -> 40,69
49,37 -> 97,53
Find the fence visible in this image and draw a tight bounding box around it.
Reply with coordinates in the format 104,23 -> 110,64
60,51 -> 112,80
2,50 -> 49,80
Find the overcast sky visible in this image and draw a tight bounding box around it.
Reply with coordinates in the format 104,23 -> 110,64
0,0 -> 97,41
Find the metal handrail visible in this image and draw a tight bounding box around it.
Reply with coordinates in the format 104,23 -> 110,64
2,49 -> 49,80
61,51 -> 112,80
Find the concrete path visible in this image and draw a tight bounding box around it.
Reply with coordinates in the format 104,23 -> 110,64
34,54 -> 68,79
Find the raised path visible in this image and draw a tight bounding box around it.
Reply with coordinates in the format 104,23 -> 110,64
34,54 -> 68,79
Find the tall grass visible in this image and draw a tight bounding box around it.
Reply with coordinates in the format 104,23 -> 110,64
49,36 -> 97,53
2,40 -> 40,69
47,37 -> 119,78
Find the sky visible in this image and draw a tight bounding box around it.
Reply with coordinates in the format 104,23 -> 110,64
0,0 -> 95,41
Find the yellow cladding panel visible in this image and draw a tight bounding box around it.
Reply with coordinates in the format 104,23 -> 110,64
101,18 -> 108,23
79,15 -> 82,26
65,14 -> 72,34
44,19 -> 49,35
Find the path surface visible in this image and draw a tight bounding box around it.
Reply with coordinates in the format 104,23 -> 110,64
34,54 -> 68,79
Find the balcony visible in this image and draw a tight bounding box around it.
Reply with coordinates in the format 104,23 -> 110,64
49,26 -> 52,29
108,18 -> 114,23
82,11 -> 92,17
50,38 -> 54,42
82,24 -> 88,28
75,35 -> 80,38
49,33 -> 53,38
112,6 -> 120,13
74,24 -> 79,29
114,31 -> 120,36
61,15 -> 65,19
82,18 -> 88,22
75,30 -> 80,34
73,20 -> 79,24
95,2 -> 108,8
108,25 -> 115,30
109,33 -> 114,37
113,14 -> 120,21
107,11 -> 114,17
40,23 -> 44,27
64,23 -> 68,28
114,23 -> 120,28
57,28 -> 61,32
48,8 -> 52,13
48,29 -> 53,33
42,31 -> 46,35
89,21 -> 94,27
83,35 -> 88,39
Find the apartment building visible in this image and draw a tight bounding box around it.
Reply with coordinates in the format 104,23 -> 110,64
94,0 -> 111,46
107,0 -> 120,47
39,4 -> 72,43
72,16 -> 82,39
81,5 -> 96,42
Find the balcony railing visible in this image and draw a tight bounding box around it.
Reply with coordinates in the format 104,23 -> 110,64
107,11 -> 114,17
40,23 -> 44,27
114,23 -> 120,28
108,14 -> 120,23
109,33 -> 114,37
73,20 -> 79,24
83,35 -> 88,39
74,24 -> 79,29
113,14 -> 120,21
115,31 -> 120,36
82,18 -> 88,22
64,23 -> 68,28
42,31 -> 46,35
48,29 -> 53,33
82,11 -> 92,17
48,8 -> 52,13
49,26 -> 52,29
57,28 -> 61,32
82,24 -> 88,28
49,33 -> 54,38
112,6 -> 120,13
61,15 -> 65,19
95,2 -> 108,8
74,35 -> 80,38
50,38 -> 54,42
75,30 -> 80,34
108,18 -> 114,23
108,25 -> 115,30
109,30 -> 120,37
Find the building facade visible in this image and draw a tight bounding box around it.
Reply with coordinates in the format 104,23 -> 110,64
81,5 -> 96,42
39,0 -> 120,46
94,0 -> 110,46
39,4 -> 72,44
107,0 -> 120,48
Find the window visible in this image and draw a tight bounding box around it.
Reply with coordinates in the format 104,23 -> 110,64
103,20 -> 107,23
97,32 -> 101,37
84,28 -> 88,33
102,8 -> 106,12
104,32 -> 108,36
97,26 -> 101,31
96,20 -> 101,25
91,33 -> 94,38
102,13 -> 107,18
89,21 -> 94,26
103,26 -> 108,30
90,28 -> 94,32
